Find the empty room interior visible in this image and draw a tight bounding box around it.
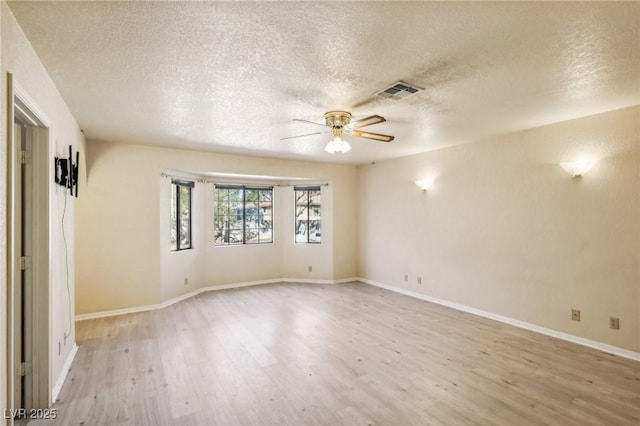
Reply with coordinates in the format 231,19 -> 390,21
1,1 -> 639,425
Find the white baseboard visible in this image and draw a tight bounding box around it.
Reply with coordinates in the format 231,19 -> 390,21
332,277 -> 360,284
359,278 -> 640,362
75,303 -> 161,321
75,277 -> 358,321
52,343 -> 78,403
282,277 -> 358,285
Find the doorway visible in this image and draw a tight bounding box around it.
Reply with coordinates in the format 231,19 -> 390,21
8,75 -> 51,414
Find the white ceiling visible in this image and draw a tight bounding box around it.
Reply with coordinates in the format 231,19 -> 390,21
8,1 -> 640,165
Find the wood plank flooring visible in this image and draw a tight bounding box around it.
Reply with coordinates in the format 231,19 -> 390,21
32,282 -> 640,425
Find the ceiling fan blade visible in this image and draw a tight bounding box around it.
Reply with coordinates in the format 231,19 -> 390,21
280,131 -> 329,141
292,119 -> 328,128
350,130 -> 394,142
350,115 -> 386,129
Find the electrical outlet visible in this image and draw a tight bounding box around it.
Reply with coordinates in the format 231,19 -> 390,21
571,309 -> 580,321
417,276 -> 422,285
184,277 -> 188,286
404,274 -> 408,282
609,317 -> 620,330
308,266 -> 312,273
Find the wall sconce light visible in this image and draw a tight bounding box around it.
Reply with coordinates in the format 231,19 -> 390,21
415,178 -> 434,191
560,159 -> 596,178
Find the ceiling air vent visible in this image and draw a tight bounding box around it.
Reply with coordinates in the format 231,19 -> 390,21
375,81 -> 423,101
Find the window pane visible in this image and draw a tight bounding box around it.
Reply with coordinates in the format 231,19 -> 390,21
228,218 -> 243,244
214,188 -> 229,245
260,227 -> 273,243
295,220 -> 308,242
245,189 -> 258,206
171,182 -> 192,251
309,190 -> 321,205
310,190 -> 321,220
214,222 -> 226,244
245,227 -> 260,244
295,190 -> 308,206
179,186 -> 191,249
259,190 -> 273,207
309,220 -> 321,243
228,189 -> 243,204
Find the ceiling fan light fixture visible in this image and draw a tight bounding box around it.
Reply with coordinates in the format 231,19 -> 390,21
325,135 -> 351,154
325,125 -> 351,154
283,110 -> 392,154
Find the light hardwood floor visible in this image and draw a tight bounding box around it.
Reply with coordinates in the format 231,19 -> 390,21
33,282 -> 640,425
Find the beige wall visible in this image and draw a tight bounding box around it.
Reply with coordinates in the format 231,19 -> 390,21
359,106 -> 640,352
76,141 -> 359,314
1,1 -> 84,415
76,142 -> 162,312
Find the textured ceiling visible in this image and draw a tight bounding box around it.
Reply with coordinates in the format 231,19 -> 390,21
7,1 -> 640,165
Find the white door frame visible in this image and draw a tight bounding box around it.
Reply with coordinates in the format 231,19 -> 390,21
6,73 -> 52,414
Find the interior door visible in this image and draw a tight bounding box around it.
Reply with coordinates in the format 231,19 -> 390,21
14,117 -> 35,411
9,79 -> 53,414
13,119 -> 24,411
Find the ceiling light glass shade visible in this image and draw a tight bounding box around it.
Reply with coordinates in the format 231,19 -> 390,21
560,159 -> 596,177
325,135 -> 352,154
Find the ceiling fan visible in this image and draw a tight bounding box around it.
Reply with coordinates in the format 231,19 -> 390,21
281,111 -> 395,154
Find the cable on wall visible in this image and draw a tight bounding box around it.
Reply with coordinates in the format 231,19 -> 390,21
61,189 -> 73,341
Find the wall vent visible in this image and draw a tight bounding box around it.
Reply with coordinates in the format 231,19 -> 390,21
375,81 -> 423,101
